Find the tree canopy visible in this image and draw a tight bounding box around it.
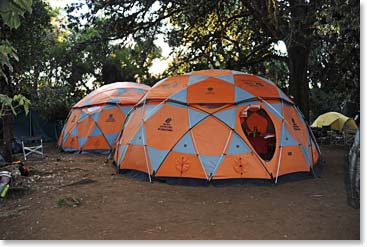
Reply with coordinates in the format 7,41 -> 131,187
0,0 -> 360,122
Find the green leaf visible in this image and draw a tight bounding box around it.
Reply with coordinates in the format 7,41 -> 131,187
0,11 -> 21,29
0,0 -> 33,29
12,0 -> 33,13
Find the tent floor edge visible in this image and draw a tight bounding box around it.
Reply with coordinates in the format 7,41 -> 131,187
273,171 -> 316,184
211,178 -> 273,187
118,169 -> 151,181
155,176 -> 210,186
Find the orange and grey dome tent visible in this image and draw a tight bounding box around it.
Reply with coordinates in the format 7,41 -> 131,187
58,82 -> 150,153
114,70 -> 320,184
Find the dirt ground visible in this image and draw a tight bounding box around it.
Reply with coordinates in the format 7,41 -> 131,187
0,143 -> 360,240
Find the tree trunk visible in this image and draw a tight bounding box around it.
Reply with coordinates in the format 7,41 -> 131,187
0,68 -> 14,163
286,0 -> 316,122
2,110 -> 13,163
287,45 -> 310,122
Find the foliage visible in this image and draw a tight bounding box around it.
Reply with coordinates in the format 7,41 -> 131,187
0,0 -> 360,124
0,40 -> 18,82
308,0 -> 359,117
0,0 -> 33,29
68,0 -> 321,120
0,94 -> 31,118
68,0 -> 359,120
0,0 -> 32,82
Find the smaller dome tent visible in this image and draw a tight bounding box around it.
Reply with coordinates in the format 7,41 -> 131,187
114,70 -> 320,184
58,82 -> 150,153
311,112 -> 358,132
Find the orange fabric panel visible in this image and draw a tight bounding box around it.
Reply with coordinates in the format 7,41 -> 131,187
191,70 -> 232,76
277,146 -> 309,176
73,82 -> 150,107
97,107 -> 125,135
120,145 -> 152,174
234,74 -> 279,98
82,136 -> 110,150
120,106 -> 145,145
145,104 -> 188,150
90,90 -> 143,105
62,135 -> 80,149
118,91 -> 146,105
77,117 -> 96,138
213,153 -> 271,179
74,97 -> 88,108
191,116 -> 231,156
187,78 -> 234,104
90,91 -> 113,105
155,152 -> 207,179
147,75 -> 189,100
282,104 -> 309,147
190,104 -> 230,114
64,109 -> 81,134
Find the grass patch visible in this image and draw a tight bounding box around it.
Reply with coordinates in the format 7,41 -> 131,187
56,194 -> 82,208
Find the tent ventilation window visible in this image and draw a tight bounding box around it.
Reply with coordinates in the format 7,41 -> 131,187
240,105 -> 276,161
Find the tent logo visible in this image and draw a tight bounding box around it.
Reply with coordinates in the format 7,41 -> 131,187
243,81 -> 264,88
158,118 -> 173,131
205,87 -> 215,95
106,114 -> 116,122
175,156 -> 190,175
162,81 -> 178,89
291,118 -> 301,131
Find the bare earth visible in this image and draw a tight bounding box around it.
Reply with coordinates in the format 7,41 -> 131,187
0,144 -> 359,240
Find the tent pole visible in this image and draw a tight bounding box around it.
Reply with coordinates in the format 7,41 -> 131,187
275,121 -> 284,183
141,98 -> 152,183
210,130 -> 232,181
187,108 -> 210,180
275,147 -> 282,184
308,128 -> 316,178
275,120 -> 285,184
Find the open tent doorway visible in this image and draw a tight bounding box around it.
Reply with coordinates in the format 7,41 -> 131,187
240,105 -> 276,161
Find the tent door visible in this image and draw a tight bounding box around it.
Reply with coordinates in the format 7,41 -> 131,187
240,105 -> 276,161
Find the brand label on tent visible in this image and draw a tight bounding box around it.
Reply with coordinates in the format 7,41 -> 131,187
106,114 -> 116,122
291,118 -> 301,131
161,81 -> 179,89
205,87 -> 215,95
242,81 -> 265,88
158,118 -> 173,131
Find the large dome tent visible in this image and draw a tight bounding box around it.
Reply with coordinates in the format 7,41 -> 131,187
58,82 -> 151,153
114,70 -> 320,184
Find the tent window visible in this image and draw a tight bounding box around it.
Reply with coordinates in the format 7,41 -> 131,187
240,106 -> 276,161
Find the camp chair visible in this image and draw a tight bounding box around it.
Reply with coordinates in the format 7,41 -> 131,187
21,136 -> 43,160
